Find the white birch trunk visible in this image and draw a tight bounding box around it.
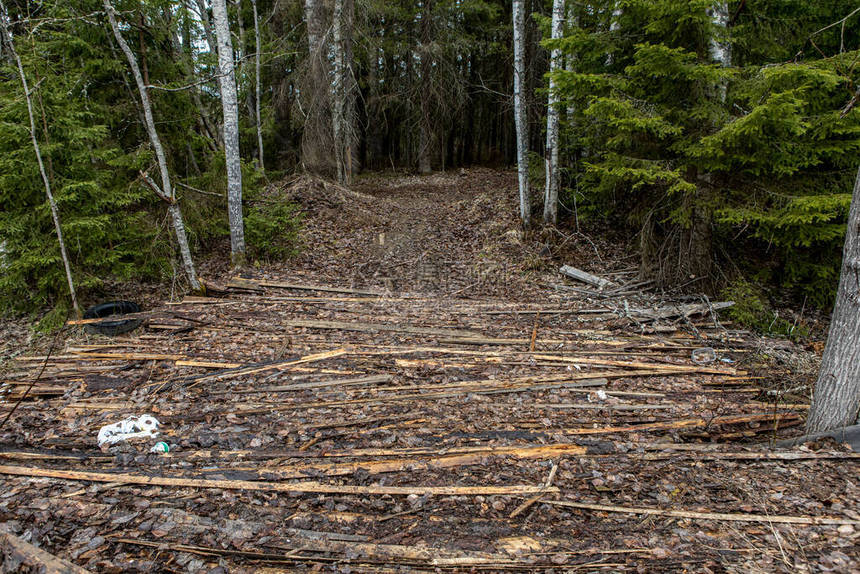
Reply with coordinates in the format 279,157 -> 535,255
512,0 -> 530,227
543,0 -> 564,224
251,0 -> 264,171
807,166 -> 860,432
104,0 -> 201,292
0,2 -> 80,316
211,0 -> 246,265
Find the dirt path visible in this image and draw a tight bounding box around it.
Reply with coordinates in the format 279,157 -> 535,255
1,171 -> 857,573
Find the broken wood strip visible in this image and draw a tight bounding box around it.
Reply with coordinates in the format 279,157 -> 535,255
530,354 -> 740,376
562,413 -> 802,436
234,444 -> 586,479
175,360 -> 243,369
484,308 -> 610,315
0,465 -> 556,496
282,319 -> 480,338
110,536 -> 513,567
213,374 -> 394,394
251,278 -> 385,297
54,352 -> 185,362
65,311 -> 153,326
0,530 -> 92,573
440,337 -> 567,346
541,499 -> 860,526
559,265 -> 616,289
186,348 -> 349,386
544,403 -> 674,411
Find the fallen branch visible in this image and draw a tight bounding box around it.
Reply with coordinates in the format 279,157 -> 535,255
0,530 -> 92,573
0,465 -> 556,496
541,499 -> 860,526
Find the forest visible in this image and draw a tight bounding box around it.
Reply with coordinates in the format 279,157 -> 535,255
0,1 -> 860,571
1,0 -> 858,312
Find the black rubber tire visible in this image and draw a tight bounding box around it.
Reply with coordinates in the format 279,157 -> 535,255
83,301 -> 143,336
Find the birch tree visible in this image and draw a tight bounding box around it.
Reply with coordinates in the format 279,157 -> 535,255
512,0 -> 530,227
251,0 -> 264,171
543,0 -> 564,224
332,0 -> 355,185
807,166 -> 860,433
103,0 -> 201,292
0,0 -> 80,317
211,0 -> 246,265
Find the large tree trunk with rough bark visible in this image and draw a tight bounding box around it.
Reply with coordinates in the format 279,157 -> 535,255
302,0 -> 334,175
417,0 -> 433,174
512,0 -> 530,227
542,0 -> 563,224
807,166 -> 860,433
103,0 -> 201,292
211,0 -> 246,266
332,0 -> 355,185
0,1 -> 80,317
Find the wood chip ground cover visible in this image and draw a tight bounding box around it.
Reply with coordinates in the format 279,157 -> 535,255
1,170 -> 857,573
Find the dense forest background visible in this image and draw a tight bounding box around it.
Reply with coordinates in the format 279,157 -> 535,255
0,0 -> 858,319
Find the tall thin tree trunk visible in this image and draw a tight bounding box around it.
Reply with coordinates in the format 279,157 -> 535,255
194,0 -> 218,56
251,0 -> 264,171
0,1 -> 80,317
807,166 -> 860,432
512,0 -> 530,227
212,0 -> 246,266
332,0 -> 355,185
542,0 -> 563,224
103,0 -> 201,292
302,0 -> 333,174
417,0 -> 433,174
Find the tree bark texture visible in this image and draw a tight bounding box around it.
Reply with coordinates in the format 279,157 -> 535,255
332,0 -> 355,185
211,0 -> 246,265
252,0 -> 264,171
417,0 -> 433,174
807,166 -> 860,432
104,0 -> 201,291
0,0 -> 80,316
512,0 -> 530,226
302,0 -> 334,174
542,0 -> 563,224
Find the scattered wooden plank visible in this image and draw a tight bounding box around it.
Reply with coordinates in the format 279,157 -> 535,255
562,412 -> 802,436
542,499 -> 860,526
0,465 -> 557,496
230,277 -> 384,296
282,318 -> 480,338
559,265 -> 616,289
0,530 -> 92,573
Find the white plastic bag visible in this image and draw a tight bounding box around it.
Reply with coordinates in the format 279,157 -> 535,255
97,414 -> 160,447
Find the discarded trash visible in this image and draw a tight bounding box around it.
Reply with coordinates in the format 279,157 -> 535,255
150,441 -> 170,453
691,347 -> 716,364
97,414 -> 159,447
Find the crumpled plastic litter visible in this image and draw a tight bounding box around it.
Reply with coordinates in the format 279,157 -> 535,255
97,414 -> 159,447
691,347 -> 717,364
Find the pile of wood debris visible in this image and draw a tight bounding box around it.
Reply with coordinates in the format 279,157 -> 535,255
1,275 -> 858,572
1,171 -> 857,572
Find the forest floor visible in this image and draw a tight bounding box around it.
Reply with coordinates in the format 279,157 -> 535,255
0,169 -> 858,573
